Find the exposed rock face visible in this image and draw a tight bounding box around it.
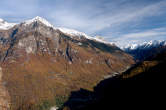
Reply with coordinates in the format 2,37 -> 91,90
0,19 -> 134,68
0,67 -> 10,110
0,17 -> 135,109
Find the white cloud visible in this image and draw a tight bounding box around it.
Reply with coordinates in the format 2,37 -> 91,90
111,27 -> 166,47
1,0 -> 166,45
122,29 -> 166,39
1,0 -> 166,34
48,0 -> 166,34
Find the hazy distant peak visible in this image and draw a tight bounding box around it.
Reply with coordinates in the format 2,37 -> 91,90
0,18 -> 16,30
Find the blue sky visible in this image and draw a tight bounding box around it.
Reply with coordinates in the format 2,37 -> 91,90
0,0 -> 166,47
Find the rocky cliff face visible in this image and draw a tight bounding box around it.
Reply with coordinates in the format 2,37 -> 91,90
0,67 -> 10,110
0,17 -> 134,109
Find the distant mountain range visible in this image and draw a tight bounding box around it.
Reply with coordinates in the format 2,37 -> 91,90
123,40 -> 166,50
123,40 -> 166,61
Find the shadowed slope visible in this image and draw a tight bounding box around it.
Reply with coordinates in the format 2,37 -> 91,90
63,52 -> 166,110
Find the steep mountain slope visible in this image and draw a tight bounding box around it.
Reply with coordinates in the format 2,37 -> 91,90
124,40 -> 166,61
0,67 -> 10,110
0,17 -> 134,110
63,51 -> 166,110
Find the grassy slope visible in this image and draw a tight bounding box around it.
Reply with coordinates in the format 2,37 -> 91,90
62,52 -> 166,110
1,42 -> 133,110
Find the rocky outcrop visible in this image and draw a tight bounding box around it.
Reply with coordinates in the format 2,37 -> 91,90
0,67 -> 10,110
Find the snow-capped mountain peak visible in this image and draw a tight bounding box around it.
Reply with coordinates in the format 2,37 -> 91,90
0,18 -> 5,23
124,44 -> 139,50
22,17 -> 92,39
1,16 -> 115,46
0,18 -> 16,30
124,40 -> 166,50
22,16 -> 115,45
23,16 -> 54,28
144,40 -> 162,47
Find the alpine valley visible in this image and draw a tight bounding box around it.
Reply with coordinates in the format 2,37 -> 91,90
0,17 -> 134,110
1,16 -> 166,110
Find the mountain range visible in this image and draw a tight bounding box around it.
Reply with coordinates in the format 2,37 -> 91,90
0,16 -> 134,110
124,40 -> 166,61
0,16 -> 165,110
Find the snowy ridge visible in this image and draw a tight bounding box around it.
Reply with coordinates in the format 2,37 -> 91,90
123,40 -> 166,50
124,44 -> 139,50
23,16 -> 54,28
22,16 -> 115,45
1,16 -> 115,45
57,27 -> 92,39
93,37 -> 115,45
58,28 -> 114,45
0,18 -> 16,30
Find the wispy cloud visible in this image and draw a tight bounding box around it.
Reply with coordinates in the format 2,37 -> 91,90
48,0 -> 166,34
112,27 -> 166,47
0,0 -> 166,46
122,28 -> 166,39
